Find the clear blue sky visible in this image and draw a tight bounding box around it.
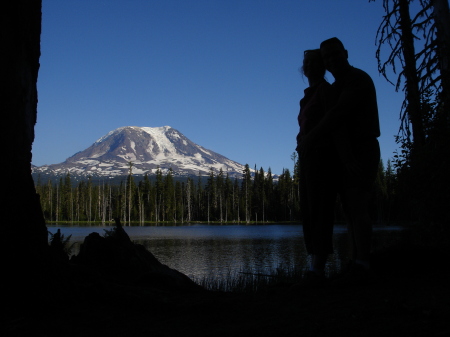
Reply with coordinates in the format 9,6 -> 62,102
34,0 -> 406,175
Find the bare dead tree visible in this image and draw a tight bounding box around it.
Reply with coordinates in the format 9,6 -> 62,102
372,0 -> 449,145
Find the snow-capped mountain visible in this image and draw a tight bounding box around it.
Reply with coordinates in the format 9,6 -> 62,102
33,126 -> 246,178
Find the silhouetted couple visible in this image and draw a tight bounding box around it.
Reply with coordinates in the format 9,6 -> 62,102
296,37 -> 380,286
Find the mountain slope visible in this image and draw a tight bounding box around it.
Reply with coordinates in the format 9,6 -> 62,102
33,126 -> 246,178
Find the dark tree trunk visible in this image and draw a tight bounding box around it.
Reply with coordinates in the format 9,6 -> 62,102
399,0 -> 426,147
1,0 -> 48,275
433,0 -> 450,119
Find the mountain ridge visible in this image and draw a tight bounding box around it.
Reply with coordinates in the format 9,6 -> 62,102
32,126 -> 247,179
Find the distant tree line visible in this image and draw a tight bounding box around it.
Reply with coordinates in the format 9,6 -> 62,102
34,159 -> 396,225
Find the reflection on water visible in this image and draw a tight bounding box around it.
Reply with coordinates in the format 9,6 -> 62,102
48,224 -> 404,280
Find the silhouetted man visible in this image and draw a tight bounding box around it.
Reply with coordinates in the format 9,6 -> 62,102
299,37 -> 380,280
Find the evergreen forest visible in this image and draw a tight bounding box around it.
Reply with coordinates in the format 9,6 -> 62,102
34,160 -> 395,224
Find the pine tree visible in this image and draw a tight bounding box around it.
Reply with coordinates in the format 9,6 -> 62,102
277,168 -> 293,221
175,181 -> 183,222
185,177 -> 193,222
205,168 -> 216,222
163,168 -> 175,221
141,174 -> 152,222
87,176 -> 93,222
258,167 -> 266,222
385,159 -> 397,224
216,168 -> 225,222
63,172 -> 72,221
196,171 -> 204,221
224,172 -> 233,222
241,164 -> 252,223
265,168 -> 274,221
233,177 -> 240,222
155,167 -> 163,222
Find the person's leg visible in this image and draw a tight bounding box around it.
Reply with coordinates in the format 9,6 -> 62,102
340,192 -> 356,262
341,138 -> 379,270
300,160 -> 314,255
303,173 -> 328,275
298,159 -> 328,284
308,153 -> 337,275
310,253 -> 328,275
342,187 -> 372,269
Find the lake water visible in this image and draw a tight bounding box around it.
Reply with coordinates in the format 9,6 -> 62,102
47,223 -> 404,282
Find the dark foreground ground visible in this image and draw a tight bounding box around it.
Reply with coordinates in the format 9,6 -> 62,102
5,245 -> 450,337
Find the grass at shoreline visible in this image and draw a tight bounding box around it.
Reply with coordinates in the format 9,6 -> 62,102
194,265 -> 304,293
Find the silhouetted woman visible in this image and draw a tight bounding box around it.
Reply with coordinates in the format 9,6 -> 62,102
296,49 -> 339,284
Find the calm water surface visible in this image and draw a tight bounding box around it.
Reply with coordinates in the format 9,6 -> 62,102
47,223 -> 403,281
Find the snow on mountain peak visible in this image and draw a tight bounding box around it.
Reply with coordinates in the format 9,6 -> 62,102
33,126 -> 246,178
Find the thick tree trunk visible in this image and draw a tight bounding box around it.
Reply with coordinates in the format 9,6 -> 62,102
1,1 -> 47,270
433,0 -> 450,119
399,0 -> 426,147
